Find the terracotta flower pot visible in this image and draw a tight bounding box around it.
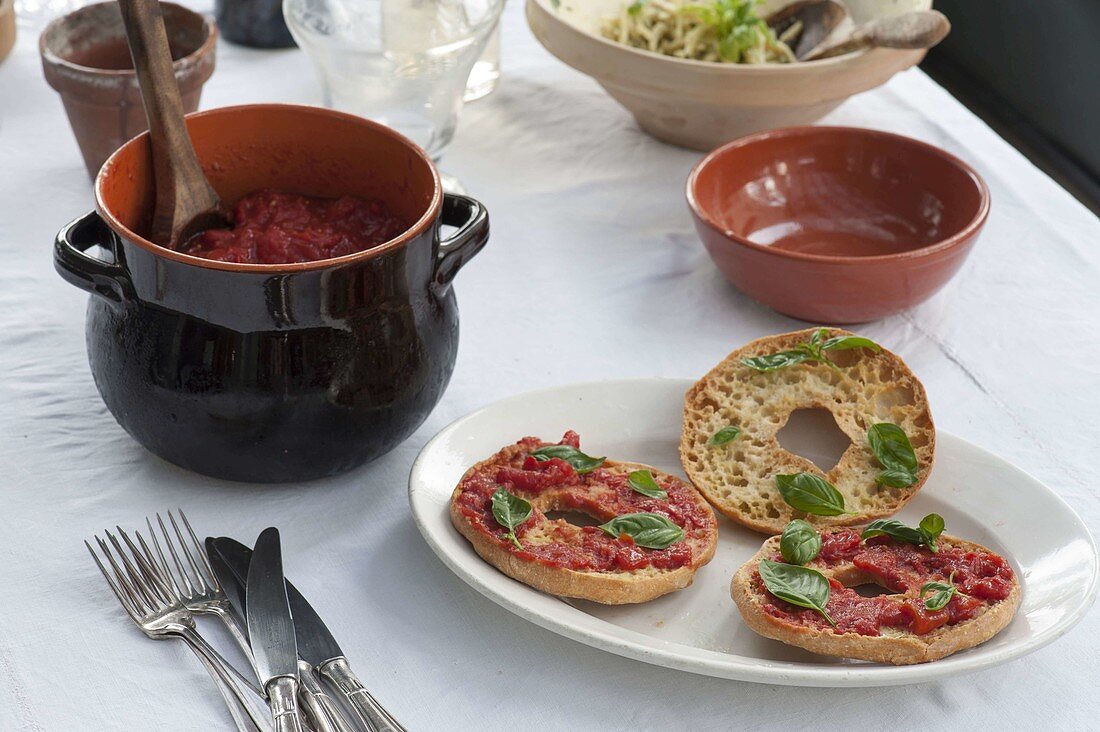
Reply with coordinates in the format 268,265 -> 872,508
39,1 -> 216,177
0,0 -> 15,68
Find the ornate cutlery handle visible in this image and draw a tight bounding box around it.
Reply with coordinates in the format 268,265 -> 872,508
267,676 -> 304,732
298,660 -> 356,732
177,625 -> 273,732
320,658 -> 407,732
189,644 -> 264,732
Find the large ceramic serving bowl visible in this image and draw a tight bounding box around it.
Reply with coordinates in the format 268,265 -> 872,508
687,126 -> 989,323
527,0 -> 933,150
53,104 -> 489,482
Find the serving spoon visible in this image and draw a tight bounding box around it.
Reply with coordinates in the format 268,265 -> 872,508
765,0 -> 850,61
117,0 -> 230,249
803,10 -> 951,61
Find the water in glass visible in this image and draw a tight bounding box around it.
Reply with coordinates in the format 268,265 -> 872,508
285,0 -> 504,160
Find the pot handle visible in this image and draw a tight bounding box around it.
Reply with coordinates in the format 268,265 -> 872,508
54,211 -> 134,305
435,193 -> 489,289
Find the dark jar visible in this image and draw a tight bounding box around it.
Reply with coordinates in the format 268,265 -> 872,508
215,0 -> 296,49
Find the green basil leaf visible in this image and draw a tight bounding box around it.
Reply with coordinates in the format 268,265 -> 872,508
708,425 -> 741,446
530,445 -> 606,474
821,335 -> 882,353
741,330 -> 879,374
868,423 -> 919,487
779,519 -> 822,565
861,513 -> 945,553
627,0 -> 646,14
491,487 -> 532,550
627,469 -> 667,499
860,518 -> 927,545
775,473 -> 853,516
598,512 -> 684,550
876,468 -> 918,488
758,559 -> 834,625
920,571 -> 958,611
741,350 -> 811,373
919,513 -> 945,551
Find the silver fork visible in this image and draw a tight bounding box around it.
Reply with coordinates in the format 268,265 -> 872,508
86,527 -> 273,732
147,511 -> 252,657
149,511 -> 339,732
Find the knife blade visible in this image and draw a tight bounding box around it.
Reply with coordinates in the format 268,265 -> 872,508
213,537 -> 407,732
209,537 -> 354,732
246,527 -> 304,732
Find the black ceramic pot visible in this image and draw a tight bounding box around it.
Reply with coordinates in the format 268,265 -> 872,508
53,104 -> 488,483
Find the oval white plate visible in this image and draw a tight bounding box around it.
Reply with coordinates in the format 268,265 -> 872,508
408,378 -> 1098,686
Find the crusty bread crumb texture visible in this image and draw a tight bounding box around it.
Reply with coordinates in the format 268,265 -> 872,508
681,328 -> 935,534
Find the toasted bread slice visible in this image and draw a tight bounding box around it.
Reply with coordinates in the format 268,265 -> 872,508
681,328 -> 935,534
731,532 -> 1022,664
450,435 -> 718,604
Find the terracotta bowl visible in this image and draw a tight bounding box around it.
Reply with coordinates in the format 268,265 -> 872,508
527,0 -> 934,151
687,126 -> 990,323
40,1 -> 216,177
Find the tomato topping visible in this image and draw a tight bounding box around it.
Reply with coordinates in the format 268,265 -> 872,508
454,432 -> 712,572
184,189 -> 408,264
757,528 -> 1015,637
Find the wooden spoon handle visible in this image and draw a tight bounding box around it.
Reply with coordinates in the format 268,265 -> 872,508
805,10 -> 950,61
117,0 -> 219,246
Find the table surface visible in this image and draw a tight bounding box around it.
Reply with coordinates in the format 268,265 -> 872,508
2,3 -> 1099,730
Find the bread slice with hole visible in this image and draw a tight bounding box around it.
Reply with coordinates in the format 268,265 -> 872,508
731,533 -> 1022,664
450,437 -> 718,604
681,328 -> 935,534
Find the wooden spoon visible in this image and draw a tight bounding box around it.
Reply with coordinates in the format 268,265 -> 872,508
803,10 -> 951,62
765,0 -> 850,61
117,0 -> 230,249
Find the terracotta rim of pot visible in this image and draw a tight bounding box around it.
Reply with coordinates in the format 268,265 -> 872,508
39,1 -> 216,81
686,125 -> 991,264
94,103 -> 445,274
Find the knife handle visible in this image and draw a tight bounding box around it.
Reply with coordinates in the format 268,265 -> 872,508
298,660 -> 356,732
320,658 -> 407,732
267,676 -> 305,732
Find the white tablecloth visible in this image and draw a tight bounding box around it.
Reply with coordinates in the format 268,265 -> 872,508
2,3 -> 1098,729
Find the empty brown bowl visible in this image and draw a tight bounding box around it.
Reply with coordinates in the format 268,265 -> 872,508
687,126 -> 990,323
40,1 -> 216,177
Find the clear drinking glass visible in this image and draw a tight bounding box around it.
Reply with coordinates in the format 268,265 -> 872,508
464,21 -> 500,101
284,0 -> 504,161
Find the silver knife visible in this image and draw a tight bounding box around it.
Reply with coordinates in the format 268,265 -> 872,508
246,528 -> 305,732
209,537 -> 353,732
214,537 -> 407,732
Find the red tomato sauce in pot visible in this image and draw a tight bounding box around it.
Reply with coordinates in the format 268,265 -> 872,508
758,528 -> 1015,636
184,189 -> 409,264
453,432 -> 715,573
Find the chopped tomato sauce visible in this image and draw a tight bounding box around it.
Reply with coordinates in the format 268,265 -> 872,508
453,431 -> 713,572
758,529 -> 1014,636
184,189 -> 408,264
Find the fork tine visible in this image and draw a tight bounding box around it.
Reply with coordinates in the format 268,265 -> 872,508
169,510 -> 209,595
106,529 -> 162,611
97,533 -> 150,616
146,516 -> 182,598
86,539 -> 140,621
156,513 -> 196,598
117,526 -> 175,605
177,509 -> 218,591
